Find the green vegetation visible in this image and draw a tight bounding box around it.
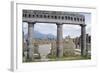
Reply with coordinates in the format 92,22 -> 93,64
48,55 -> 91,61
23,55 -> 91,63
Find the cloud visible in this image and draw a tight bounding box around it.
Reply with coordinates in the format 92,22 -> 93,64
34,23 -> 57,36
86,24 -> 91,35
63,25 -> 81,38
22,22 -> 28,35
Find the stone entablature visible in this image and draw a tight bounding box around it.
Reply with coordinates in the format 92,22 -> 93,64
23,10 -> 85,24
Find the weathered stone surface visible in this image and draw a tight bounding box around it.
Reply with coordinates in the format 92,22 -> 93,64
27,22 -> 34,61
81,25 -> 86,56
63,38 -> 75,56
56,24 -> 63,57
23,10 -> 85,25
38,44 -> 51,61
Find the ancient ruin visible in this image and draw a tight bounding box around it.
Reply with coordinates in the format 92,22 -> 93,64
22,10 -> 87,61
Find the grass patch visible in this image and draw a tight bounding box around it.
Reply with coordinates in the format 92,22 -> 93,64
23,55 -> 91,63
48,55 -> 91,61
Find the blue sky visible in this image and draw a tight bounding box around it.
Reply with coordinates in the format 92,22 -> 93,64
23,12 -> 91,38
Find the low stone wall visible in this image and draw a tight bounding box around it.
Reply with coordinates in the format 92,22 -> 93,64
34,39 -> 76,56
23,38 -> 76,60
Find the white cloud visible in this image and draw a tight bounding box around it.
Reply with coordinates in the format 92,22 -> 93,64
86,24 -> 91,35
22,22 -> 28,35
63,25 -> 81,38
34,23 -> 57,36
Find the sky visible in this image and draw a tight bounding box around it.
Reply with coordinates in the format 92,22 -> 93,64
22,12 -> 91,38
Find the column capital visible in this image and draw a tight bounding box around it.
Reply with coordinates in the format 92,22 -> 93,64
27,22 -> 36,24
28,22 -> 35,27
80,24 -> 86,27
56,23 -> 63,25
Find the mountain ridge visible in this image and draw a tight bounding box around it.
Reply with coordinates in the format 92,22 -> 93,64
24,30 -> 56,40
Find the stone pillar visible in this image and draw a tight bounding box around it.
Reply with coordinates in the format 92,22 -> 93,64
27,22 -> 35,61
80,24 -> 86,56
56,23 -> 63,57
86,34 -> 89,56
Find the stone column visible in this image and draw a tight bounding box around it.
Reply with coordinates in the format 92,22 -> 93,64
80,24 -> 86,56
27,22 -> 35,61
56,23 -> 63,57
86,34 -> 89,56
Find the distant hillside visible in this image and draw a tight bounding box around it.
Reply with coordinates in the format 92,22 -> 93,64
24,30 -> 56,40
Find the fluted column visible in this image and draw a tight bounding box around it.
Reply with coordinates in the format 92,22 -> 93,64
80,24 -> 86,56
56,23 -> 63,57
27,22 -> 35,61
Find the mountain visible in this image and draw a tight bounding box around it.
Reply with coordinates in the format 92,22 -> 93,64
24,30 -> 56,40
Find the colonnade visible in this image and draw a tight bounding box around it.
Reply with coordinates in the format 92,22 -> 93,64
25,22 -> 86,61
